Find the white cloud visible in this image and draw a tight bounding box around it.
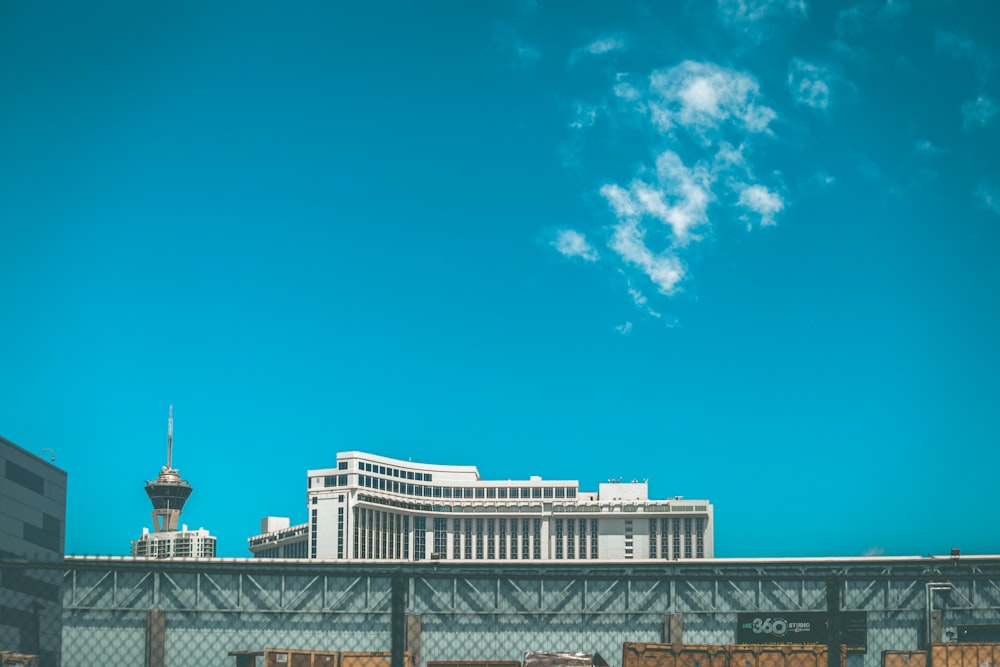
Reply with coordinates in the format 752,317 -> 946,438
862,546 -> 885,557
552,229 -> 599,261
600,151 -> 713,246
962,96 -> 998,130
788,58 -> 832,110
914,139 -> 946,155
608,218 -> 686,295
738,184 -> 785,226
977,181 -> 1000,215
837,0 -> 910,38
935,28 -> 991,81
648,61 -> 777,135
813,171 -> 836,188
495,25 -> 541,68
615,321 -> 633,335
570,36 -> 626,65
716,0 -> 807,42
585,36 -> 626,56
569,103 -> 599,130
718,0 -> 807,22
553,59 -> 786,315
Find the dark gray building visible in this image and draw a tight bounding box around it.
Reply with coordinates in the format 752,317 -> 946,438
1,435 -> 67,665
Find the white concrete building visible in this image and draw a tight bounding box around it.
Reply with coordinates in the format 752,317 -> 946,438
248,451 -> 713,562
131,526 -> 217,559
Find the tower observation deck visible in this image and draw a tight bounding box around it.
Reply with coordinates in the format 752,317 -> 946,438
144,406 -> 193,532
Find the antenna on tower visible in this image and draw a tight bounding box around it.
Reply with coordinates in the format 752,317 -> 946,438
167,405 -> 174,471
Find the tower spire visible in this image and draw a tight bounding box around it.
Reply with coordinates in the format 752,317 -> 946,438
167,404 -> 174,471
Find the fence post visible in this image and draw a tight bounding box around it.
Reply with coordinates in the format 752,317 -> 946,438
827,578 -> 842,667
391,575 -> 407,667
146,610 -> 166,667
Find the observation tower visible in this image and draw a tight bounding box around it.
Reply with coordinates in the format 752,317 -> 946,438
144,405 -> 193,532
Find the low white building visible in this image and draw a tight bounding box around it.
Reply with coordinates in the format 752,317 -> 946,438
131,526 -> 217,559
248,451 -> 713,562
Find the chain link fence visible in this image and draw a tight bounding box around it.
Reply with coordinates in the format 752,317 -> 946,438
3,560 -> 1000,667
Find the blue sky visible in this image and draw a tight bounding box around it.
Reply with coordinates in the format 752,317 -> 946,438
1,0 -> 998,559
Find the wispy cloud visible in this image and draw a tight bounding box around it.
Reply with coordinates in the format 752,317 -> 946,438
608,217 -> 686,295
935,28 -> 992,82
962,96 -> 998,130
571,36 -> 627,64
787,58 -> 833,110
552,229 -> 599,261
977,180 -> 1000,215
615,321 -> 633,335
813,171 -> 836,188
914,139 -> 946,155
647,61 -> 777,135
601,151 -> 713,247
862,546 -> 885,557
494,25 -> 541,68
552,60 -> 785,325
738,184 -> 785,227
569,103 -> 600,130
836,0 -> 910,38
716,0 -> 808,42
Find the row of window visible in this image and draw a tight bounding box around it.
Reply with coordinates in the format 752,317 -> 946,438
332,474 -> 578,501
353,461 -> 433,482
648,517 -> 706,559
553,518 -> 600,559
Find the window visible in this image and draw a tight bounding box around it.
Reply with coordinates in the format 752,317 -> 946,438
433,486 -> 442,498
498,488 -> 508,499
379,466 -> 386,475
407,471 -> 414,480
487,520 -> 495,559
324,475 -> 337,487
533,520 -> 542,559
415,473 -> 423,481
434,518 -> 447,559
486,488 -> 496,498
475,488 -> 485,498
509,488 -> 519,499
338,461 -> 348,470
522,520 -> 530,560
414,517 -> 426,560
567,519 -> 575,559
339,475 -> 347,486
591,519 -> 599,559
649,519 -> 658,559
555,488 -> 565,498
464,519 -> 473,559
544,488 -> 554,498
476,520 -> 484,559
532,488 -> 542,499
443,487 -> 452,498
464,488 -> 474,498
425,474 -> 433,482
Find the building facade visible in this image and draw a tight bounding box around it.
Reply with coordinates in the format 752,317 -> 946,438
248,451 -> 713,562
0,435 -> 67,665
131,526 -> 217,559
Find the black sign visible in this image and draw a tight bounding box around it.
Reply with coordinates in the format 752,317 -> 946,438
958,625 -> 1000,642
736,612 -> 867,653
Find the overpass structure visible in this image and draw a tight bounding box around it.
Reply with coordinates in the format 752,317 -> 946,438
5,554 -> 1000,667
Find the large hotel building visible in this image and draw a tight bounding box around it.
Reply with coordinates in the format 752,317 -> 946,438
249,451 -> 713,562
